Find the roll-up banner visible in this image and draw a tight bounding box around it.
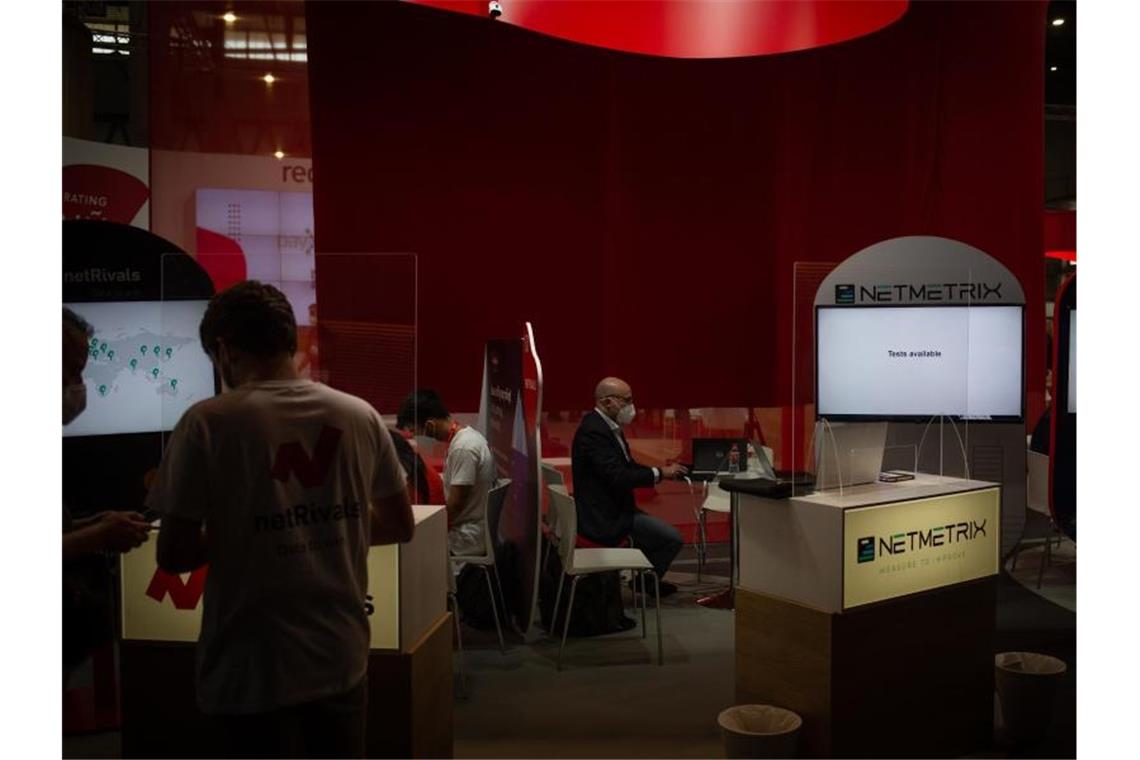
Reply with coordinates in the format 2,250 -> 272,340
479,324 -> 543,639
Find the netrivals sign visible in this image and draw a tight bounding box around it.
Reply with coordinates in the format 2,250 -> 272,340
63,137 -> 149,229
479,328 -> 543,638
843,488 -> 1000,609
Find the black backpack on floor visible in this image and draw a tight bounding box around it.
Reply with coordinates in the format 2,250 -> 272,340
538,543 -> 627,637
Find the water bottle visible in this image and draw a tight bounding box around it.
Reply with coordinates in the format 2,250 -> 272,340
728,443 -> 740,473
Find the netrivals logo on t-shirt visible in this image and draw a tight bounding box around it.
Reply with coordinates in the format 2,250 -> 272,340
271,425 -> 343,487
255,425 -> 361,535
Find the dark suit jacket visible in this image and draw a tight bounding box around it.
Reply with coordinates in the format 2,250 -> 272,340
570,410 -> 657,545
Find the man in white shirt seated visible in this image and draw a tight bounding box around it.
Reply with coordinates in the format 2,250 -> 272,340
404,389 -> 496,569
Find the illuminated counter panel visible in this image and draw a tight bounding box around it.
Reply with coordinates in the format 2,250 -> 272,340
119,505 -> 451,759
121,504 -> 445,650
843,488 -> 999,608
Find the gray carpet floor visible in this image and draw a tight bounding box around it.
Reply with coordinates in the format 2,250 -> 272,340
453,550 -> 737,758
64,546 -> 1076,759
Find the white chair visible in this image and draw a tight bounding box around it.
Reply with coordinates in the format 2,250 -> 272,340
1010,451 -> 1064,588
540,463 -> 565,574
546,485 -> 663,670
450,479 -> 512,654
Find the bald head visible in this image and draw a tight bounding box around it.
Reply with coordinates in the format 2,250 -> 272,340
594,376 -> 636,424
595,376 -> 631,403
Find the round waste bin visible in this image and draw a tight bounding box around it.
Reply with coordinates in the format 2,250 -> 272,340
717,704 -> 802,759
995,651 -> 1067,746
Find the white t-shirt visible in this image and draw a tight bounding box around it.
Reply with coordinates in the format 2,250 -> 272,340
146,379 -> 406,715
442,426 -> 496,562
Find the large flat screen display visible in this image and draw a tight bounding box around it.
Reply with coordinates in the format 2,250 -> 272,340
1066,310 -> 1076,414
64,300 -> 216,437
816,305 -> 1023,421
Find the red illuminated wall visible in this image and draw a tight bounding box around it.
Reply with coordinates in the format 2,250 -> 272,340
306,0 -> 1047,419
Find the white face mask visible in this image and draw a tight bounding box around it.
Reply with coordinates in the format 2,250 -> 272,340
616,403 -> 636,426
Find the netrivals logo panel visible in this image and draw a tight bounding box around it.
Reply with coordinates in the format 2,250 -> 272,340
842,488 -> 1000,609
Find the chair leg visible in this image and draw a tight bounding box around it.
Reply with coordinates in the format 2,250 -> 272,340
482,566 -> 506,654
448,592 -> 466,698
1037,534 -> 1053,590
649,570 -> 663,665
639,570 -> 647,639
551,571 -> 565,635
697,509 -> 706,583
491,565 -> 509,645
558,576 -> 581,671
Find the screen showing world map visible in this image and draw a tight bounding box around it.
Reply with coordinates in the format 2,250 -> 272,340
64,300 -> 217,437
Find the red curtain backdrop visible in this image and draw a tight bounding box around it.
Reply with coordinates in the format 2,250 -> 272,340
306,0 -> 1046,418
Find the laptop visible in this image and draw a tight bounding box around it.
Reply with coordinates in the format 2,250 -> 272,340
750,445 -> 815,488
685,438 -> 749,482
813,421 -> 888,490
716,446 -> 815,499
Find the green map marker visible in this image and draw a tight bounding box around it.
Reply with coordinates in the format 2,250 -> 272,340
170,379 -> 178,390
107,350 -> 115,360
98,385 -> 107,396
90,338 -> 98,348
129,358 -> 138,370
100,342 -> 107,353
90,349 -> 98,359
153,345 -> 160,356
165,347 -> 173,359
152,367 -> 160,379
140,345 -> 147,355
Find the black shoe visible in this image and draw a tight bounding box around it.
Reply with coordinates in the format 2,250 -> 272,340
629,578 -> 679,598
610,615 -> 638,633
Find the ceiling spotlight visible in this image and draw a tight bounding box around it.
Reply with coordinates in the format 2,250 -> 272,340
1051,18 -> 1065,27
263,73 -> 276,84
223,11 -> 237,24
274,150 -> 285,160
1050,66 -> 1058,72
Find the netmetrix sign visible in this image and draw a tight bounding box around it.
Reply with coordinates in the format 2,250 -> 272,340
835,282 -> 1004,304
843,488 -> 1000,608
856,519 -> 989,563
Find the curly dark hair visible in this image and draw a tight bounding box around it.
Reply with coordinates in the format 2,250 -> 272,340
397,389 -> 450,430
199,280 -> 297,358
63,307 -> 93,340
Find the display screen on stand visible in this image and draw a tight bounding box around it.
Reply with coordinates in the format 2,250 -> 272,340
64,300 -> 215,437
1066,310 -> 1076,414
816,305 -> 1024,421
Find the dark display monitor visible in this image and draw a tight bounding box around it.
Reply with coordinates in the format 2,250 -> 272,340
816,304 -> 1024,421
64,300 -> 216,437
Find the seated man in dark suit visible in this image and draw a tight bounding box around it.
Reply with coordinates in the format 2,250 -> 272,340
571,377 -> 688,597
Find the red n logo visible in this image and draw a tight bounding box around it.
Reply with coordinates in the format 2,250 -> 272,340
146,566 -> 208,610
271,425 -> 343,488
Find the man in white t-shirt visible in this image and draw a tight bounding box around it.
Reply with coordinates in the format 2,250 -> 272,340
148,281 -> 414,759
404,390 -> 495,571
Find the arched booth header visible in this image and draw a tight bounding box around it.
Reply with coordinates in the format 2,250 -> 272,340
814,236 -> 1026,308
